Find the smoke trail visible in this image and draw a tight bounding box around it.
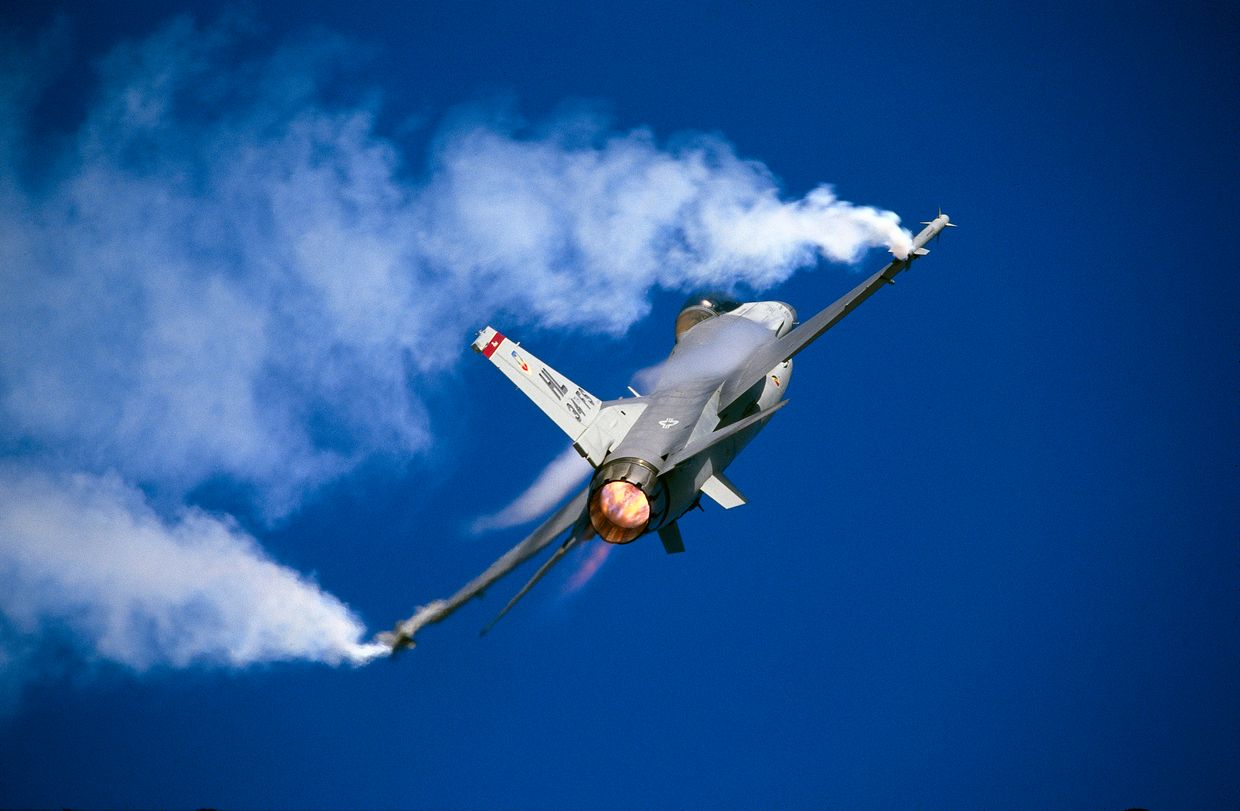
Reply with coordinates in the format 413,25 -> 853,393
471,446 -> 592,534
0,464 -> 388,670
0,15 -> 911,684
416,121 -> 912,340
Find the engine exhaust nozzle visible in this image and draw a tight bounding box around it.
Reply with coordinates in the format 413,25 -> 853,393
589,457 -> 661,544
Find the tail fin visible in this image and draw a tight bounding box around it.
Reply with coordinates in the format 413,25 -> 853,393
473,326 -> 603,443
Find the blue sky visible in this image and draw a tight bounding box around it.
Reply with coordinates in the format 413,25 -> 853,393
1,1 -> 1237,809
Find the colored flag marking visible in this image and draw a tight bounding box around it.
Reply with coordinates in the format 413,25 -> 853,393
482,331 -> 505,358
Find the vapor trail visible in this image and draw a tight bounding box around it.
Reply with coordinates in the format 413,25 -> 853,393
471,446 -> 593,534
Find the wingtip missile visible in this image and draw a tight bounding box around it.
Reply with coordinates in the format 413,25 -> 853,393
909,210 -> 956,257
920,208 -> 957,228
376,625 -> 415,656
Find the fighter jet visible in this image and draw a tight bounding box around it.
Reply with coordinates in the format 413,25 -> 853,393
380,212 -> 955,652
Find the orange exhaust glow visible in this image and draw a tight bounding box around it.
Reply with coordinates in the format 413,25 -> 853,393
589,481 -> 650,543
565,542 -> 613,594
599,481 -> 649,528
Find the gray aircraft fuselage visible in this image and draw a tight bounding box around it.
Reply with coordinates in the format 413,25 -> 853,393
585,303 -> 794,546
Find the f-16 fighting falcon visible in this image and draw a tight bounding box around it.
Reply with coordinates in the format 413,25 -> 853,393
380,212 -> 955,652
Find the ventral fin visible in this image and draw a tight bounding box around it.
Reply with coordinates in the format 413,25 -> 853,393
658,522 -> 685,554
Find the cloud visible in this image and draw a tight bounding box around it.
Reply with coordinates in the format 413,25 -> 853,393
0,15 -> 911,683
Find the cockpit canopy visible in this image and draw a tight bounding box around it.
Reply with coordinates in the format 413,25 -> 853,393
674,293 -> 741,340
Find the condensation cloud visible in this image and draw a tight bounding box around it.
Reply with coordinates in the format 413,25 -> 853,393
471,446 -> 593,534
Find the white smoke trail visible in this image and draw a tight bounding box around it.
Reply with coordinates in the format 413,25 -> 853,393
417,124 -> 913,339
0,16 -> 911,683
1,20 -> 909,517
471,446 -> 592,534
0,464 -> 388,670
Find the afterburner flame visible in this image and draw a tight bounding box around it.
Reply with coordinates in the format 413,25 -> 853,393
589,481 -> 651,543
599,481 -> 650,528
565,542 -> 614,594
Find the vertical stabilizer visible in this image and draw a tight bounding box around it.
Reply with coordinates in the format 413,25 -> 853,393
474,327 -> 602,439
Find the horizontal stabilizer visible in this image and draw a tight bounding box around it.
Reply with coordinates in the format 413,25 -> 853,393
665,399 -> 788,470
700,471 -> 746,509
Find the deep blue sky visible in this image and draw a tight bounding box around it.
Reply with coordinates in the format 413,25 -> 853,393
2,2 -> 1237,809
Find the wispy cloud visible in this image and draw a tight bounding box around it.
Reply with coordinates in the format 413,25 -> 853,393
0,15 -> 910,683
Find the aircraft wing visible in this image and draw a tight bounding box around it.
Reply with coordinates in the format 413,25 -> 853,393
717,261 -> 899,410
717,212 -> 952,412
381,485 -> 590,650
